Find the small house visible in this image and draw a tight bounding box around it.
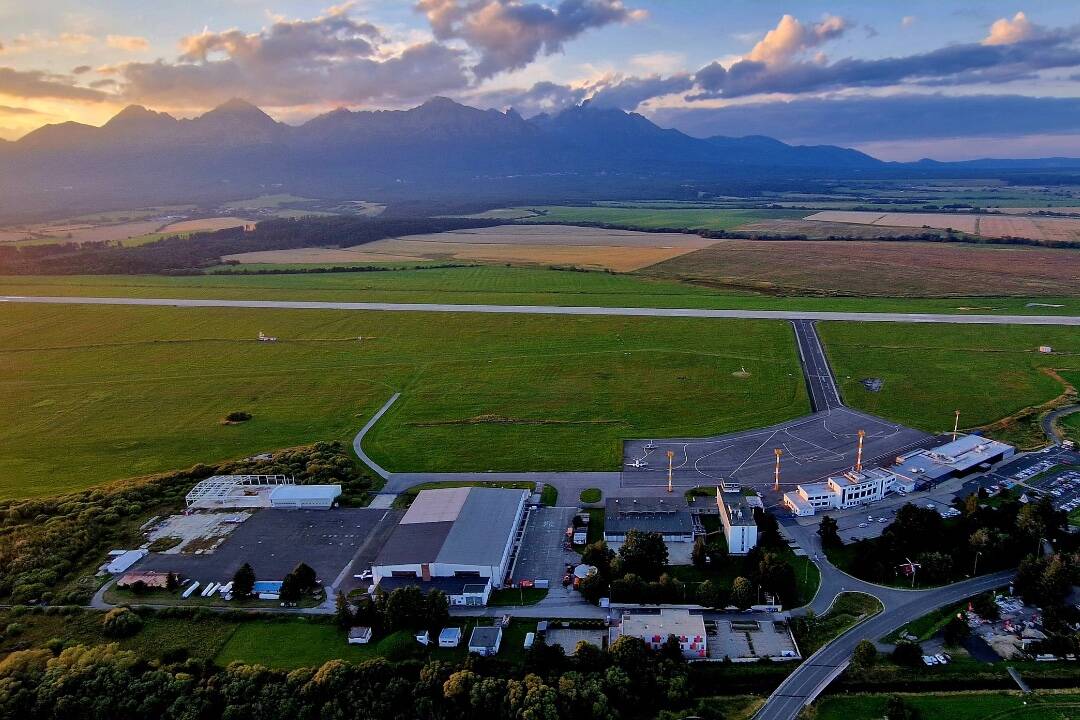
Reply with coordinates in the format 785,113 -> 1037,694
347,627 -> 372,645
438,627 -> 462,648
468,626 -> 503,656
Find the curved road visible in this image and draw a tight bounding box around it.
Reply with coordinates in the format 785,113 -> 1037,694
1,294 -> 1078,325
1043,404 -> 1080,444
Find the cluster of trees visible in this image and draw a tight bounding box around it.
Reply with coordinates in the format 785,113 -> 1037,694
0,441 -> 367,605
0,216 -> 503,275
0,632 -> 698,720
837,496 -> 1073,586
577,514 -> 800,609
336,586 -> 450,636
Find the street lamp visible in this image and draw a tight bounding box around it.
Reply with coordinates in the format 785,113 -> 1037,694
972,550 -> 981,577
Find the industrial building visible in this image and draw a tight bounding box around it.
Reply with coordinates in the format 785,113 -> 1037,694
893,434 -> 1014,482
184,475 -> 340,510
371,487 -> 528,606
603,497 -> 695,543
268,484 -> 341,510
716,491 -> 758,555
619,609 -> 707,659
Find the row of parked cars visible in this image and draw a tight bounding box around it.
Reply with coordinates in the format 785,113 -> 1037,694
922,652 -> 952,666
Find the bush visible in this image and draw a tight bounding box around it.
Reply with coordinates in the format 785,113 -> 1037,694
224,411 -> 252,423
891,641 -> 923,667
579,488 -> 602,504
852,639 -> 877,667
101,607 -> 143,638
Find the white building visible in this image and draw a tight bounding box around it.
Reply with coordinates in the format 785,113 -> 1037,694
716,491 -> 758,555
371,487 -> 528,605
619,609 -> 707,659
347,626 -> 372,645
106,549 -> 148,574
783,467 -> 899,517
269,484 -> 341,510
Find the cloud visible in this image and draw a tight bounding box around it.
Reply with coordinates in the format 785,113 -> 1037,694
468,79 -> 588,115
0,103 -> 41,115
0,67 -> 106,101
984,11 -> 1036,46
650,94 -> 1080,145
72,65 -> 92,75
416,0 -> 646,79
586,73 -> 693,109
746,13 -> 849,65
113,7 -> 470,108
106,35 -> 150,52
691,24 -> 1080,99
901,16 -> 917,29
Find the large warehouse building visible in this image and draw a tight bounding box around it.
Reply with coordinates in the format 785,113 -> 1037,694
603,497 -> 695,543
371,487 -> 528,606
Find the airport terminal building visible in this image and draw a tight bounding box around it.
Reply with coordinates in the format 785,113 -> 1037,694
371,487 -> 528,606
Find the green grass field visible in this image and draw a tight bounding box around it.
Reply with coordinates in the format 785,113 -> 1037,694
813,691 -> 1080,720
3,267 -> 1079,315
820,322 -> 1080,443
516,205 -> 806,230
0,302 -> 804,499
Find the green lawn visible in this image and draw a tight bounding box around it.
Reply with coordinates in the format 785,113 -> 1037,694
820,322 -> 1080,445
0,302 -> 805,499
579,488 -> 602,503
2,267 -> 1078,315
884,603 -> 964,643
667,542 -> 820,608
540,485 -> 559,506
813,691 -> 1080,720
797,592 -> 883,656
214,617 -> 536,669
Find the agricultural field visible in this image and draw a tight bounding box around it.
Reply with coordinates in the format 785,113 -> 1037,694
641,240 -> 1080,297
0,302 -> 805,498
820,322 -> 1080,445
159,217 -> 252,233
805,210 -> 1080,243
223,224 -> 715,272
0,205 -> 196,246
3,266 -> 1079,315
812,691 -> 1080,720
511,205 -> 806,230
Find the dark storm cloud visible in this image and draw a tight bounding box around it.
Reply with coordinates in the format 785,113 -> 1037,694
0,67 -> 106,101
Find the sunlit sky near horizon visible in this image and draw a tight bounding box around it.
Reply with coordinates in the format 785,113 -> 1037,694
1,1 -> 1079,160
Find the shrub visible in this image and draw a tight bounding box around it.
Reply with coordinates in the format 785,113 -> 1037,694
101,607 -> 143,638
224,411 -> 252,423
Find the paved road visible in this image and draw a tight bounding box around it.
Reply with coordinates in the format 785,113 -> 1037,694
2,294 -> 1078,325
1042,404 -> 1080,444
792,320 -> 842,411
755,569 -> 1014,720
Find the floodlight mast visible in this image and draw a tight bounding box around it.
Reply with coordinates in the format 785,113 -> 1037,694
855,430 -> 866,472
773,449 -> 782,492
953,409 -> 961,441
666,450 -> 674,493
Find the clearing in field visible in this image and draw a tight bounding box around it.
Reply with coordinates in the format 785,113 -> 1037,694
223,224 -> 715,271
804,210 -> 1080,242
640,240 -> 1080,296
0,302 -> 805,499
819,322 -> 1080,445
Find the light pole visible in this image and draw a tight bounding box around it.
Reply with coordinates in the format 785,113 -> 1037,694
973,550 -> 981,577
666,450 -> 674,494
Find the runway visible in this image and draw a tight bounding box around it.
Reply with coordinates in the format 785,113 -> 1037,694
1,294 -> 1078,325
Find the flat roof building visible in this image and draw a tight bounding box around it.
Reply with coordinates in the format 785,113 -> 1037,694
716,491 -> 758,555
372,487 -> 528,605
468,626 -> 503,656
619,609 -> 707,659
603,497 -> 695,542
894,435 -> 1014,481
269,483 -> 341,510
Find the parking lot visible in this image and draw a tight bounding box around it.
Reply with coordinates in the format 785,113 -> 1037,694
510,506 -> 579,594
975,446 -> 1080,515
136,508 -> 395,585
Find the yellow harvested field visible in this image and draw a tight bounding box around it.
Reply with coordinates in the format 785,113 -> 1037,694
990,207 -> 1080,215
0,219 -> 165,244
803,210 -> 1080,242
224,224 -> 711,270
160,217 -> 252,233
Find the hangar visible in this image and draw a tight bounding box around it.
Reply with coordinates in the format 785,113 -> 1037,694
371,487 -> 528,605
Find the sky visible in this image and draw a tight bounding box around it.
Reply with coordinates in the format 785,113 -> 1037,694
0,1 -> 1078,159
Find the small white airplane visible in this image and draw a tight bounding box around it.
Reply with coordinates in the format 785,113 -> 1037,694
644,441 -> 656,450
626,459 -> 649,468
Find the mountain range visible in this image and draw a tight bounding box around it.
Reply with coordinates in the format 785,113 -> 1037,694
1,97 -> 1077,221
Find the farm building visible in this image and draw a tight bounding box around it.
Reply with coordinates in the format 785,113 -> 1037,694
619,610 -> 707,659
716,491 -> 758,555
106,549 -> 147,574
603,497 -> 695,543
370,487 -> 528,605
468,626 -> 503,656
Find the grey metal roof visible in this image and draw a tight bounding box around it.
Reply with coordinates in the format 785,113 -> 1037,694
436,488 -> 527,566
604,497 -> 694,536
374,522 -> 452,565
373,487 -> 526,568
469,626 -> 502,648
376,575 -> 489,596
